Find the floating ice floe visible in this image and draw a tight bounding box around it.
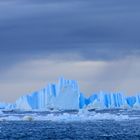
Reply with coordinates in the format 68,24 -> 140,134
0,110 -> 139,122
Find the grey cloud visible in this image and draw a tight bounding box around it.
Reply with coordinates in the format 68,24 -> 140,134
0,0 -> 140,65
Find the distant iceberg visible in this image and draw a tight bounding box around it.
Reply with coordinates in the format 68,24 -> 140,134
1,77 -> 140,110
87,92 -> 128,109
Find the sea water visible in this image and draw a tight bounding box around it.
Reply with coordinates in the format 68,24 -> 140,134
0,109 -> 140,140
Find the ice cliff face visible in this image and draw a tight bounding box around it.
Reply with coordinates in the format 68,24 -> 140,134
85,92 -> 128,109
1,77 -> 140,110
14,77 -> 80,110
84,93 -> 140,110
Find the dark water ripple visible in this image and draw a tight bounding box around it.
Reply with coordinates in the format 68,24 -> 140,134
0,120 -> 140,140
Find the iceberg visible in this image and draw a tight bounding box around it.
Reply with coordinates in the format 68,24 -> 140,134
86,92 -> 129,109
126,95 -> 140,108
0,102 -> 8,109
1,77 -> 140,110
13,77 -> 80,110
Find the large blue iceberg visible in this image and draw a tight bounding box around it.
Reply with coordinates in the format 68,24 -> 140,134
2,77 -> 140,110
8,77 -> 80,110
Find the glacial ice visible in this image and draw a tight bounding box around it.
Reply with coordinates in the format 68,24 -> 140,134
0,103 -> 8,109
86,92 -> 129,109
12,77 -> 80,110
1,77 -> 140,110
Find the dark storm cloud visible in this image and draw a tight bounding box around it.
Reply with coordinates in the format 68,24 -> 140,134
0,0 -> 140,69
1,0 -> 140,102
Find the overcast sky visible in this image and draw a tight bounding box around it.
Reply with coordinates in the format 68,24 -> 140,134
0,0 -> 140,102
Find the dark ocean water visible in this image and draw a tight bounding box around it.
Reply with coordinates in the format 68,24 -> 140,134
0,109 -> 140,140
